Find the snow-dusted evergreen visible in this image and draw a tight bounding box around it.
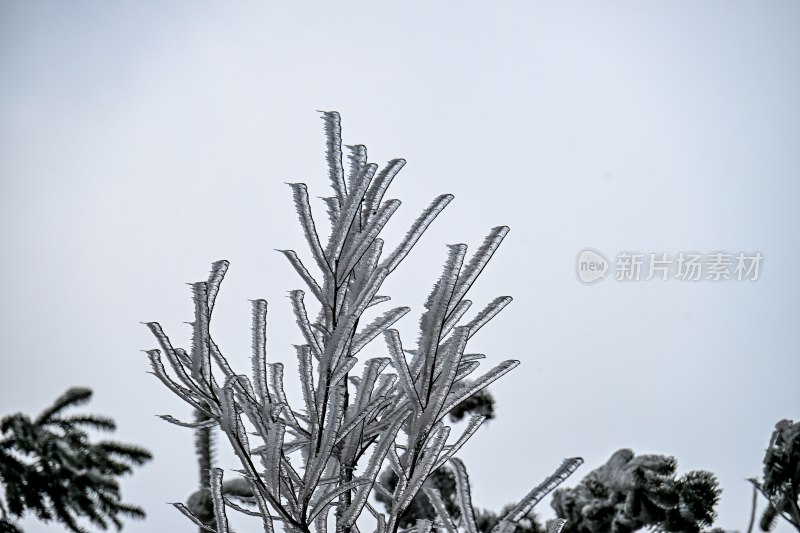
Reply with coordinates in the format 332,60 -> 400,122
146,112 -> 582,533
551,449 -> 721,533
750,420 -> 800,532
0,388 -> 151,532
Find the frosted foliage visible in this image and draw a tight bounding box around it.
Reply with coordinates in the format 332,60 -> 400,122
551,449 -> 721,533
146,112 -> 582,533
751,420 -> 800,532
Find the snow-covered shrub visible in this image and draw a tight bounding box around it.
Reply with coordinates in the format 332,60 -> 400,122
145,112 -> 581,533
551,449 -> 721,533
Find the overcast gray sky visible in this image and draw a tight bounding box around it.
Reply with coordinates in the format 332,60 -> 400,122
1,2 -> 799,532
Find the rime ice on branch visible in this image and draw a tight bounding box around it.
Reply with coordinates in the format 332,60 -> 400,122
145,112 -> 582,533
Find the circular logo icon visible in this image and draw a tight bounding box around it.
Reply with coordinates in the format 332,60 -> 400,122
576,248 -> 609,284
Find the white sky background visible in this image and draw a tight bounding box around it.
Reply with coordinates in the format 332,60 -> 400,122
1,1 -> 799,532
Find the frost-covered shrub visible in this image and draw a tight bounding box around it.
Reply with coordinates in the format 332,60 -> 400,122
551,449 -> 720,533
145,112 -> 581,533
385,449 -> 721,533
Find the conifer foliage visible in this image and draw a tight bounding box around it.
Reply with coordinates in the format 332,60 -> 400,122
751,419 -> 800,532
145,112 -> 582,533
379,447 -> 722,533
0,387 -> 152,533
550,449 -> 721,533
